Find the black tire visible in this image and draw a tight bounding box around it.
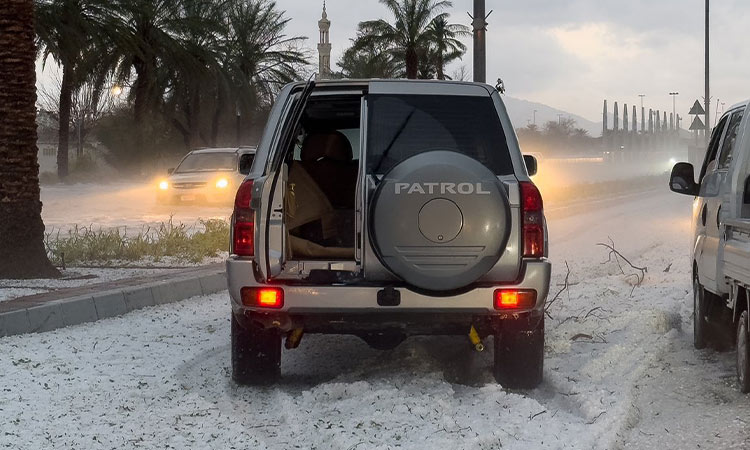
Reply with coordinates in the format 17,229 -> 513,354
737,311 -> 750,393
493,317 -> 544,389
693,277 -> 709,349
231,314 -> 282,386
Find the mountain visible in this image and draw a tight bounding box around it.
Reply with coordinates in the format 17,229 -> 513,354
501,96 -> 602,137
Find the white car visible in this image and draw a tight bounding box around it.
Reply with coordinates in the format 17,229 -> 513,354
670,100 -> 750,391
157,147 -> 256,205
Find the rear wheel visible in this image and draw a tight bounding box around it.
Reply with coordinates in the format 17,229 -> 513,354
694,277 -> 709,349
493,317 -> 544,389
737,311 -> 750,393
231,314 -> 282,386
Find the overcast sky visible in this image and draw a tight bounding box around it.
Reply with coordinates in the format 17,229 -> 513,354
284,0 -> 750,124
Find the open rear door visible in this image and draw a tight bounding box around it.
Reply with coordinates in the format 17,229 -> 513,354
255,79 -> 316,282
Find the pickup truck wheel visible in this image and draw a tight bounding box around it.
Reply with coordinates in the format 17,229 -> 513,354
737,311 -> 750,393
693,278 -> 709,349
231,314 -> 281,386
493,318 -> 544,389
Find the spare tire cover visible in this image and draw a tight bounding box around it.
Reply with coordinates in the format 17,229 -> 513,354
370,151 -> 511,291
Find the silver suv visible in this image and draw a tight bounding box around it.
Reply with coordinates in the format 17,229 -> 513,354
226,79 -> 551,388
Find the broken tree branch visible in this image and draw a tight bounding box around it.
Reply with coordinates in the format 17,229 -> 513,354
545,261 -> 571,319
597,237 -> 647,293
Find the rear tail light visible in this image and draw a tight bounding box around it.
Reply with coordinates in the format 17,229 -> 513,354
232,180 -> 254,256
494,289 -> 536,310
520,181 -> 545,258
241,287 -> 284,309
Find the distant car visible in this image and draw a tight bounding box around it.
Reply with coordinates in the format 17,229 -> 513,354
157,147 -> 256,205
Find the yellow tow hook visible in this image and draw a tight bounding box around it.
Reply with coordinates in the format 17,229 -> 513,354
468,326 -> 484,352
285,328 -> 304,350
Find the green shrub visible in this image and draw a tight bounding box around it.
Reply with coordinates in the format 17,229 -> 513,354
45,218 -> 230,266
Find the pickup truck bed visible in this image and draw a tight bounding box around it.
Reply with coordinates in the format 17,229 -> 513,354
723,219 -> 750,287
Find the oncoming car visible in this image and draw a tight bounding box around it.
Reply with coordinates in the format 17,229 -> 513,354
157,147 -> 256,205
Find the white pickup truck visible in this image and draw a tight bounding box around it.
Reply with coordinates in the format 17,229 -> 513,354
670,99 -> 750,392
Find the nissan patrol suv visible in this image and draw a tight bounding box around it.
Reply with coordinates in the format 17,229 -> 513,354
227,79 -> 551,388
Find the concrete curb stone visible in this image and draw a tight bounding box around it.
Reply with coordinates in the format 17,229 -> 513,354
0,269 -> 226,338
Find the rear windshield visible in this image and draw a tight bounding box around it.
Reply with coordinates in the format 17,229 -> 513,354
366,94 -> 513,175
176,153 -> 237,173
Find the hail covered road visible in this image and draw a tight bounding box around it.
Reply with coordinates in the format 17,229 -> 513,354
3,187 -> 750,449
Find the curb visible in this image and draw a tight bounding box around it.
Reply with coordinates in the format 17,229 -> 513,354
0,268 -> 226,338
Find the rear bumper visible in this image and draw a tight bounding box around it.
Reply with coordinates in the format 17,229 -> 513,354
227,258 -> 551,324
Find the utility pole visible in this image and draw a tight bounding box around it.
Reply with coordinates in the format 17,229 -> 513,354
705,0 -> 710,139
471,0 -> 487,83
533,109 -> 537,125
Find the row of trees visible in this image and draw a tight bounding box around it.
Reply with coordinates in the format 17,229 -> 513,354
35,0 -> 308,178
516,119 -> 599,156
1,0 -> 475,278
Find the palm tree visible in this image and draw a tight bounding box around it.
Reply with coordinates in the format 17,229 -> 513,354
338,37 -> 403,79
356,0 -> 453,79
162,0 -> 226,149
0,0 -> 60,278
215,0 -> 307,143
426,16 -> 469,80
109,0 -> 212,147
35,0 -> 111,179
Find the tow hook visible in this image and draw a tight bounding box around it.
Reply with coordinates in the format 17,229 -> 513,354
285,328 -> 304,350
468,326 -> 484,352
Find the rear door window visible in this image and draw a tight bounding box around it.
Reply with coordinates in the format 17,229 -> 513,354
366,94 -> 513,175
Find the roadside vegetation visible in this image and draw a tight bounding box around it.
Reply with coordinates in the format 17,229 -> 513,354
34,0 -> 309,178
45,218 -> 229,266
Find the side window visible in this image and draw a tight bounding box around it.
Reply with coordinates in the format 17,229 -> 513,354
717,110 -> 744,169
239,154 -> 255,175
699,115 -> 729,183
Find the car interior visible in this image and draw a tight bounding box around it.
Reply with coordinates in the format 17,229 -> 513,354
285,95 -> 361,260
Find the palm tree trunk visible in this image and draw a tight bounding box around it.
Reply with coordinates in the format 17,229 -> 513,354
405,47 -> 419,79
57,64 -> 73,179
437,54 -> 445,80
0,0 -> 60,279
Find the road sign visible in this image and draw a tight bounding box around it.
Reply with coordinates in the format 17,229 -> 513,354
689,115 -> 706,131
689,100 -> 706,115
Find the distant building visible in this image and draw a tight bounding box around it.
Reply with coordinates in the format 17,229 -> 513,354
317,2 -> 331,79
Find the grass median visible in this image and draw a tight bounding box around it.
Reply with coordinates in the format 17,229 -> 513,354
45,218 -> 229,266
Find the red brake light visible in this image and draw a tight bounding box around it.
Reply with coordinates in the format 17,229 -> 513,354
235,179 -> 254,210
494,289 -> 536,310
232,180 -> 254,256
241,287 -> 284,309
520,181 -> 545,258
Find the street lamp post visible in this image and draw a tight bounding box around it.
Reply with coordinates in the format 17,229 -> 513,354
669,92 -> 679,129
638,94 -> 645,109
705,0 -> 710,139
236,101 -> 241,147
533,109 -> 537,125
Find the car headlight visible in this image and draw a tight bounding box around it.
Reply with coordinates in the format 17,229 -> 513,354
216,178 -> 229,189
159,181 -> 169,190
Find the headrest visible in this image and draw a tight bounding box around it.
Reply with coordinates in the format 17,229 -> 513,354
301,131 -> 353,162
